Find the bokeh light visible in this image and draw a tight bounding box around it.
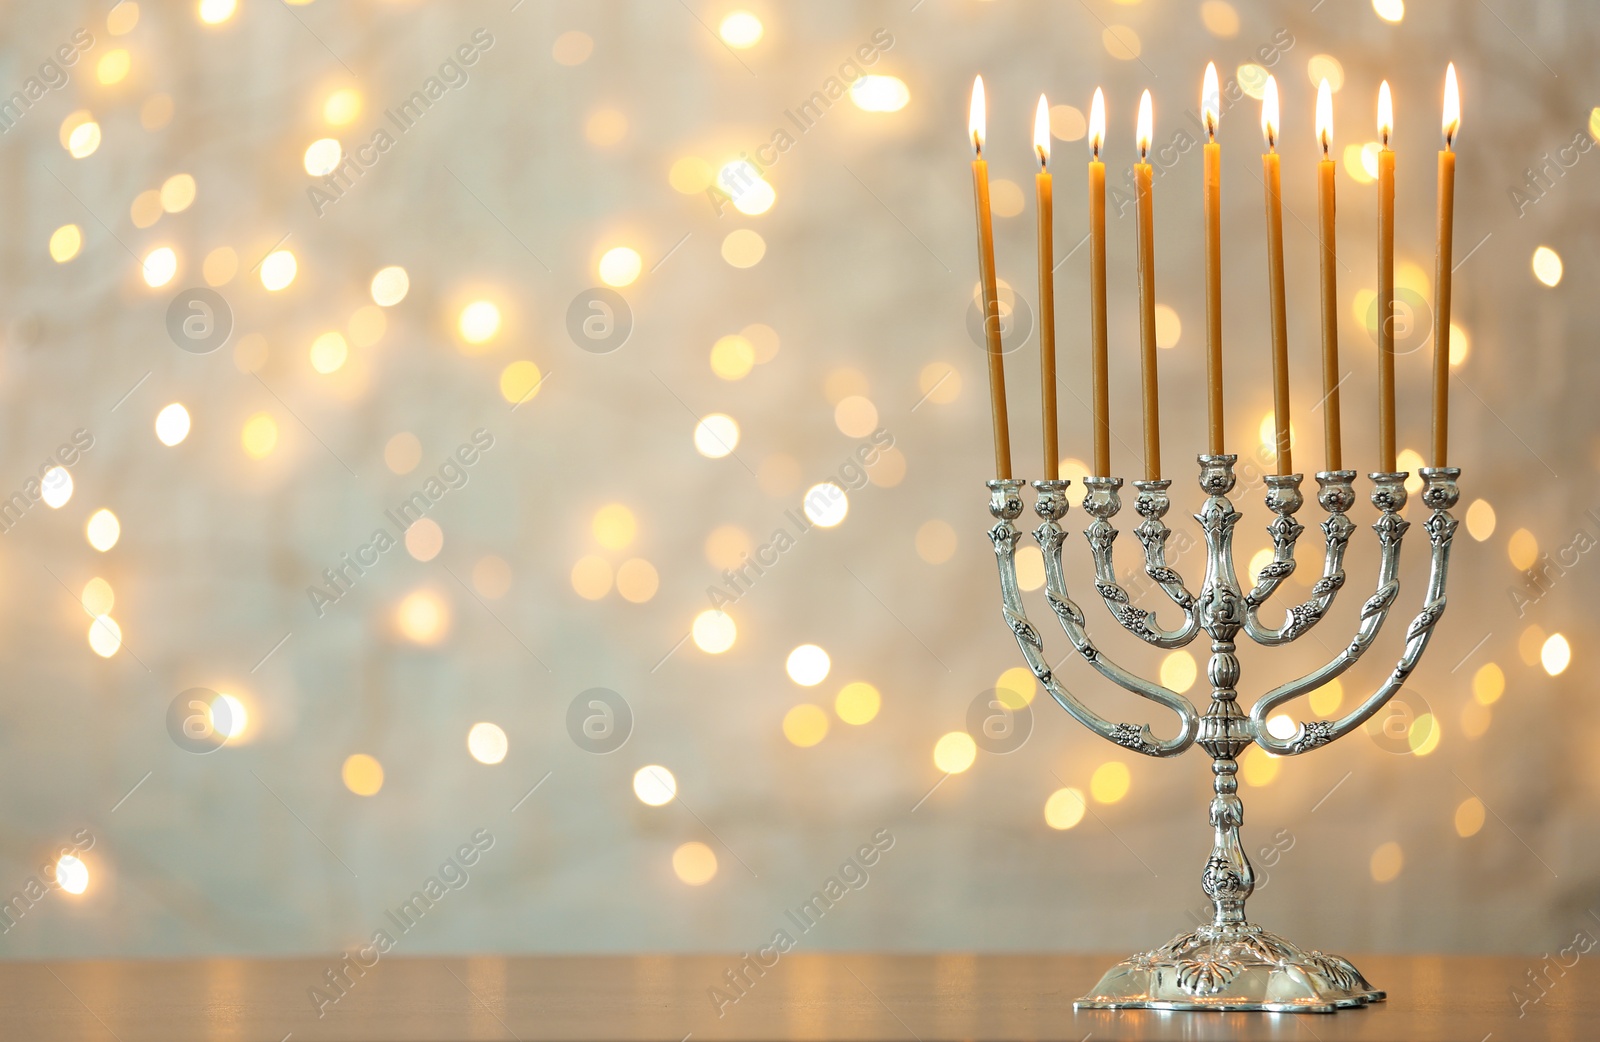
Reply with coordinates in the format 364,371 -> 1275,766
692,610 -> 736,654
802,483 -> 848,527
1240,745 -> 1279,787
41,468 -> 73,509
458,301 -> 501,344
342,754 -> 384,796
851,76 -> 910,113
86,509 -> 120,551
1199,0 -> 1240,36
260,250 -> 297,291
593,504 -> 637,549
50,224 -> 83,263
552,31 -> 593,66
1541,633 -> 1571,676
1454,798 -> 1485,838
835,682 -> 881,725
57,855 -> 89,895
304,138 -> 342,176
142,246 -> 177,288
1472,662 -> 1504,705
1309,678 -> 1343,717
1372,0 -> 1404,22
915,520 -> 957,564
615,559 -> 660,604
155,403 -> 190,446
672,841 -> 718,885
81,578 -> 114,616
88,615 -> 122,658
785,644 -> 831,686
1532,246 -> 1563,287
1307,54 -> 1345,91
500,361 -> 544,405
709,335 -> 755,380
213,693 -> 248,741
718,11 -> 763,48
467,722 -> 509,765
324,88 -> 362,125
570,556 -> 613,600
932,731 -> 977,774
395,590 -> 449,645
241,413 -> 279,459
782,704 -> 829,747
1507,528 -> 1538,571
309,332 -> 348,374
721,229 -> 766,268
404,518 -> 444,562
1045,787 -> 1088,830
599,247 -> 642,287
199,0 -> 238,25
995,665 -> 1036,707
1090,761 -> 1131,804
1370,841 -> 1404,882
371,266 -> 410,306
1464,499 -> 1496,541
1159,650 -> 1197,693
633,765 -> 677,806
693,414 -> 740,459
204,247 -> 237,285
1408,712 -> 1441,756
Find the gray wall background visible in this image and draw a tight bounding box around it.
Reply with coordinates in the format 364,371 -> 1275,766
0,0 -> 1595,963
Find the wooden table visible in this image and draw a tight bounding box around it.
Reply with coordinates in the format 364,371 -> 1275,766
0,953 -> 1586,1041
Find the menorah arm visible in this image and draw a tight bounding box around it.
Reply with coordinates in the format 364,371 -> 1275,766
1081,477 -> 1202,649
988,480 -> 1198,759
1250,469 -> 1459,756
1242,471 -> 1358,646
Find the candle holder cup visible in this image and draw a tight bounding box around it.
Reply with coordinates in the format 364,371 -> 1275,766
985,456 -> 1460,1012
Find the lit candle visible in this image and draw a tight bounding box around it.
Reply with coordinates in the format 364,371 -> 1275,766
1316,78 -> 1342,472
1261,75 -> 1292,476
1035,95 -> 1058,479
1088,89 -> 1110,477
1202,63 -> 1224,455
1134,89 -> 1160,481
1433,63 -> 1459,467
1377,80 -> 1396,474
969,76 -> 1012,478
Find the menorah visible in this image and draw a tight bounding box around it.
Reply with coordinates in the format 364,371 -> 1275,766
961,58 -> 1467,1012
985,458 -> 1460,1011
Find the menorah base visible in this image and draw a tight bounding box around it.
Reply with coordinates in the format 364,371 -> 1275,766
1074,921 -> 1385,1013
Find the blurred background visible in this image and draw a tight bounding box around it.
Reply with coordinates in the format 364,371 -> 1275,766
0,0 -> 1595,964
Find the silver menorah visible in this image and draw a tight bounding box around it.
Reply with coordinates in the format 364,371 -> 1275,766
986,453 -> 1460,1012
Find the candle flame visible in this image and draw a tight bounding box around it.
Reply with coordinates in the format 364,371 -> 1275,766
1136,89 -> 1152,159
969,75 -> 986,155
1443,62 -> 1460,148
1378,79 -> 1393,147
1316,78 -> 1333,154
1261,75 -> 1279,151
1089,87 -> 1105,158
1034,94 -> 1051,167
1202,62 -> 1219,139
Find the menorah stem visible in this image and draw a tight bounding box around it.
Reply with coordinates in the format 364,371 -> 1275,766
1192,454 -> 1256,927
1201,636 -> 1255,928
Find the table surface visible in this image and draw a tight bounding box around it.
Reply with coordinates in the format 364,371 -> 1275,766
0,952 -> 1586,1041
